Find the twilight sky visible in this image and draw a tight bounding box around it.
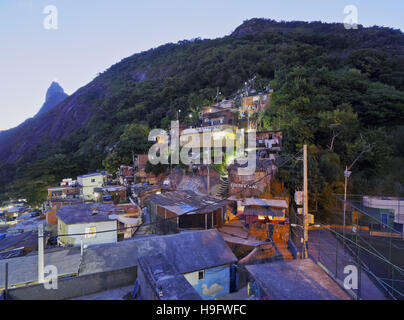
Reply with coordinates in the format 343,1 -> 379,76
0,0 -> 403,130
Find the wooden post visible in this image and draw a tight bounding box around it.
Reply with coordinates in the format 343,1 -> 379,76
205,213 -> 207,230
303,144 -> 309,259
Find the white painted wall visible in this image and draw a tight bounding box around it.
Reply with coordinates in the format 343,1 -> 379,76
363,196 -> 404,223
65,220 -> 117,246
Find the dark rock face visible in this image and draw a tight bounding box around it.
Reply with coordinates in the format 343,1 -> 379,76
0,80 -> 106,163
34,81 -> 69,118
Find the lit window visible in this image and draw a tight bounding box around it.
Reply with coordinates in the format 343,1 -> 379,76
85,226 -> 96,238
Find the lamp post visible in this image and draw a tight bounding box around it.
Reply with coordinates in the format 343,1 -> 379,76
341,144 -> 372,250
343,167 -> 352,243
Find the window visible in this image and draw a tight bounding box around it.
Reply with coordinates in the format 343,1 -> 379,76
91,178 -> 95,183
85,226 -> 96,238
198,270 -> 204,280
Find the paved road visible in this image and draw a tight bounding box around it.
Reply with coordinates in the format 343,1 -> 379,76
308,229 -> 387,300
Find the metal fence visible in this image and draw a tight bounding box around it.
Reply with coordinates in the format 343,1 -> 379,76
289,195 -> 404,300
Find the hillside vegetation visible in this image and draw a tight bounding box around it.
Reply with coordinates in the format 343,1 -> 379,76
1,19 -> 404,220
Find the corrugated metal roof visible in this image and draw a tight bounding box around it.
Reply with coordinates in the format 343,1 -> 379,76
0,231 -> 37,253
147,190 -> 229,215
241,198 -> 288,208
243,207 -> 284,217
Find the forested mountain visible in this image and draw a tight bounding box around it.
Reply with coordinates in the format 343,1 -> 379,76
1,18 -> 404,219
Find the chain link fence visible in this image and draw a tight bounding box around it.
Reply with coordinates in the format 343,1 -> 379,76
289,195 -> 404,300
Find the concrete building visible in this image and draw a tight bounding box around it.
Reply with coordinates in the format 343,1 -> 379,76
47,186 -> 79,200
228,158 -> 277,199
4,230 -> 242,300
201,108 -> 235,127
240,93 -> 271,129
238,198 -> 289,225
146,190 -> 230,234
132,184 -> 169,208
77,172 -> 107,201
117,165 -> 135,186
137,254 -> 200,300
94,185 -> 127,203
79,229 -> 238,300
56,203 -> 118,246
362,196 -> 404,232
180,124 -> 237,153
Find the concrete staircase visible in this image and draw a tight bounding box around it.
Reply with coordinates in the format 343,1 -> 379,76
134,224 -> 152,236
273,241 -> 294,261
217,176 -> 229,198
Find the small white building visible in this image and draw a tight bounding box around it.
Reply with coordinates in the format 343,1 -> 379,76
56,203 -> 117,247
77,172 -> 107,201
363,196 -> 404,226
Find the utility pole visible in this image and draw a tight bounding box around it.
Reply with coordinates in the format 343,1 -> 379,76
38,224 -> 44,284
303,144 -> 309,259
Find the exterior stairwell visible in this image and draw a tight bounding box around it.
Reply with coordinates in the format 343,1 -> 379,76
217,176 -> 229,198
134,223 -> 152,236
267,223 -> 294,261
273,241 -> 294,261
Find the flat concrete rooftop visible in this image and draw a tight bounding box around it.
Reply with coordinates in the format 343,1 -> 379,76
246,259 -> 351,300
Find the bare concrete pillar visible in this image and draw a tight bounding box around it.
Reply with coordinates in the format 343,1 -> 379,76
38,224 -> 44,283
212,212 -> 214,228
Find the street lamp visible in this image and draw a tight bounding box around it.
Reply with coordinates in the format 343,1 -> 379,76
177,109 -> 181,121
341,143 -> 373,247
343,167 -> 352,240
